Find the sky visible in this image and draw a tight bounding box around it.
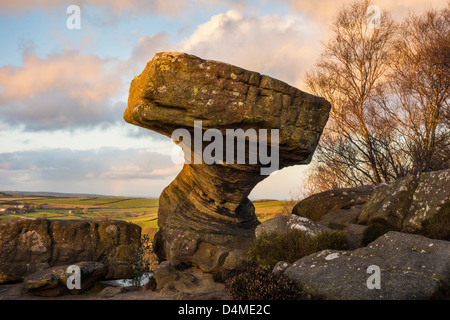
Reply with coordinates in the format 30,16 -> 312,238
0,0 -> 446,200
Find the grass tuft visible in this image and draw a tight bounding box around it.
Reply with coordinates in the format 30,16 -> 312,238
248,229 -> 348,269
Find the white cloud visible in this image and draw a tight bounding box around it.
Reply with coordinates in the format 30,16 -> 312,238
176,10 -> 323,88
0,50 -> 122,130
0,0 -> 186,16
0,148 -> 181,196
128,10 -> 322,88
98,163 -> 182,179
119,32 -> 174,80
0,0 -> 246,18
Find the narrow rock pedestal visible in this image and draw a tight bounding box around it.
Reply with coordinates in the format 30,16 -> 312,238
124,52 -> 331,273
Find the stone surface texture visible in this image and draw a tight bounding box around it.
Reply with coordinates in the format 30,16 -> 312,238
124,52 -> 331,272
0,218 -> 141,283
358,169 -> 450,231
23,261 -> 107,297
283,231 -> 450,300
292,186 -> 374,221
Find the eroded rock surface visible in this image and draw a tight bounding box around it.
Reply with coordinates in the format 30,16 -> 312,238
0,218 -> 141,283
358,169 -> 450,231
255,215 -> 331,238
283,231 -> 450,300
124,52 -> 331,272
23,261 -> 107,297
292,186 -> 374,221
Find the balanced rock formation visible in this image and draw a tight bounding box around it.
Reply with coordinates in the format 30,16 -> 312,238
0,218 -> 141,283
124,52 -> 331,272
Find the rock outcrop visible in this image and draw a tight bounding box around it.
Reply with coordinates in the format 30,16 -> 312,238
358,169 -> 450,232
0,218 -> 141,283
282,231 -> 450,300
291,169 -> 449,245
124,52 -> 331,272
255,215 -> 331,238
152,261 -> 226,298
292,185 -> 374,222
23,261 -> 107,297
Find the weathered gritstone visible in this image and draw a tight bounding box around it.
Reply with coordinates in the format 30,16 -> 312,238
293,185 -> 375,222
283,231 -> 450,300
124,52 -> 331,271
358,168 -> 450,232
404,169 -> 450,231
0,218 -> 141,283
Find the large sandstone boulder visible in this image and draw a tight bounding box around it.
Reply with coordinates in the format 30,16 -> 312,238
23,261 -> 107,297
0,218 -> 141,283
255,215 -> 331,238
152,261 -> 226,297
358,175 -> 419,228
291,186 -> 374,249
292,185 -> 374,221
0,218 -> 52,283
317,205 -> 364,229
255,214 -> 366,250
358,169 -> 450,232
282,231 -> 450,299
124,52 -> 331,271
404,169 -> 450,231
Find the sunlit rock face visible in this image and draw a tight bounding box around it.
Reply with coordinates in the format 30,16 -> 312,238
124,52 -> 331,272
0,219 -> 141,283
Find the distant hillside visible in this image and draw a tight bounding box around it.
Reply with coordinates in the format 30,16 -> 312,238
253,199 -> 278,203
0,190 -> 124,198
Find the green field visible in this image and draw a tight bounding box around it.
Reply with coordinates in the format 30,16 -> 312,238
0,196 -> 159,231
0,196 -> 288,232
27,197 -> 159,207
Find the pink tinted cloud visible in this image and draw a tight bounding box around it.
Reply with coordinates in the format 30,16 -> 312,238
0,51 -> 119,103
178,10 -> 323,88
0,50 -> 122,130
282,0 -> 448,23
0,0 -> 181,15
0,0 -> 242,17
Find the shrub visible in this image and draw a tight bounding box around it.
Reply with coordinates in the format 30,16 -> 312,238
132,233 -> 154,278
419,208 -> 450,241
315,229 -> 348,250
248,229 -> 348,269
362,223 -> 393,246
224,262 -> 305,300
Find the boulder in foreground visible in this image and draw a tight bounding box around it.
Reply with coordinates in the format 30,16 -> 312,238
282,231 -> 450,299
23,261 -> 107,297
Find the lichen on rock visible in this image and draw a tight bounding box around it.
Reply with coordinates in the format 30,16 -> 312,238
124,52 -> 331,272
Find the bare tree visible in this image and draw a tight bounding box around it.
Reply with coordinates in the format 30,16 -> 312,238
382,5 -> 450,173
304,0 -> 398,190
303,1 -> 449,195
